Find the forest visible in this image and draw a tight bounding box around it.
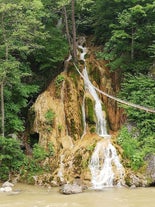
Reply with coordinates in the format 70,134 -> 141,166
0,0 -> 155,185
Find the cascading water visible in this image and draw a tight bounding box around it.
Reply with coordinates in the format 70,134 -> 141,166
89,140 -> 125,189
83,67 -> 108,137
79,45 -> 109,137
78,44 -> 125,189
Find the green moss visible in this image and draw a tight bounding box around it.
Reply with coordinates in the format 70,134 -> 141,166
58,124 -> 63,132
80,107 -> 84,136
92,67 -> 101,85
90,127 -> 96,133
85,97 -> 95,124
55,75 -> 65,98
69,69 -> 79,88
88,65 -> 101,85
81,159 -> 89,169
45,109 -> 55,126
102,103 -> 106,111
85,53 -> 90,59
45,126 -> 52,133
55,74 -> 64,86
86,143 -> 96,152
88,63 -> 93,73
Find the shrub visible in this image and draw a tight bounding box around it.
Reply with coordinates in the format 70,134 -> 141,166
0,136 -> 24,181
117,126 -> 155,171
21,142 -> 54,183
45,109 -> 55,126
119,74 -> 155,137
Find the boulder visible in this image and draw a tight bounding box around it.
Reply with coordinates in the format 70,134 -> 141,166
60,183 -> 83,195
145,154 -> 155,184
0,181 -> 14,193
2,181 -> 14,187
0,186 -> 12,192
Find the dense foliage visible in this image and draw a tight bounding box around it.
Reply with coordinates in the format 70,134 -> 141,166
0,0 -> 68,136
117,126 -> 155,171
119,74 -> 155,136
21,142 -> 54,184
93,0 -> 155,73
117,74 -> 155,170
0,136 -> 24,180
0,136 -> 54,182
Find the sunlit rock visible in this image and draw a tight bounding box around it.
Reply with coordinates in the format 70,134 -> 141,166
59,183 -> 83,194
0,187 -> 12,192
145,154 -> 155,185
2,181 -> 14,187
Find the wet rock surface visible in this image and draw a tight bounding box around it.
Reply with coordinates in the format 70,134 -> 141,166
59,183 -> 83,194
0,181 -> 14,192
145,154 -> 155,184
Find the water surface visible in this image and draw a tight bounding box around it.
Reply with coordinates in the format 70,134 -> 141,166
0,184 -> 154,207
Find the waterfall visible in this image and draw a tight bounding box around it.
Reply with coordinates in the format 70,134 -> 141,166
89,140 -> 125,189
83,67 -> 109,137
78,44 -> 125,189
78,45 -> 87,61
79,45 -> 109,137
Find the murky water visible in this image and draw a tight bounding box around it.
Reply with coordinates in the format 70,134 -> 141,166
0,184 -> 154,207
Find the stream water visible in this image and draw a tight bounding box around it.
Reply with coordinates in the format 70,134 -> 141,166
0,184 -> 154,207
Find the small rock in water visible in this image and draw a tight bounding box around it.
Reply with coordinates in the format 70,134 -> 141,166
0,187 -> 5,192
60,183 -> 83,195
4,186 -> 12,192
0,186 -> 12,192
2,181 -> 14,187
0,181 -> 14,193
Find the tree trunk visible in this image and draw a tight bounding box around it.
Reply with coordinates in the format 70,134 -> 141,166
71,0 -> 77,61
63,6 -> 72,50
1,13 -> 9,137
0,82 -> 5,137
131,26 -> 134,60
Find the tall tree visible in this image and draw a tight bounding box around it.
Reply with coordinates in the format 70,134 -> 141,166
93,0 -> 154,44
102,3 -> 155,73
0,0 -> 46,136
57,0 -> 77,60
71,0 -> 77,60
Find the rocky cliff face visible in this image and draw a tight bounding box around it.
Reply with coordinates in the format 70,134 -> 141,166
29,42 -> 122,147
28,40 -> 147,187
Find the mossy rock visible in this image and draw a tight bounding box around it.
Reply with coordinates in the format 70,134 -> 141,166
69,118 -> 81,140
90,127 -> 96,133
69,69 -> 79,88
54,75 -> 65,98
89,66 -> 101,85
85,97 -> 96,125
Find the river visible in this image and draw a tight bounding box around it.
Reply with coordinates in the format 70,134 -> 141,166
0,184 -> 154,207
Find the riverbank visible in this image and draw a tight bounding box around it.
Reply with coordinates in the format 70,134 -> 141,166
0,183 -> 155,207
